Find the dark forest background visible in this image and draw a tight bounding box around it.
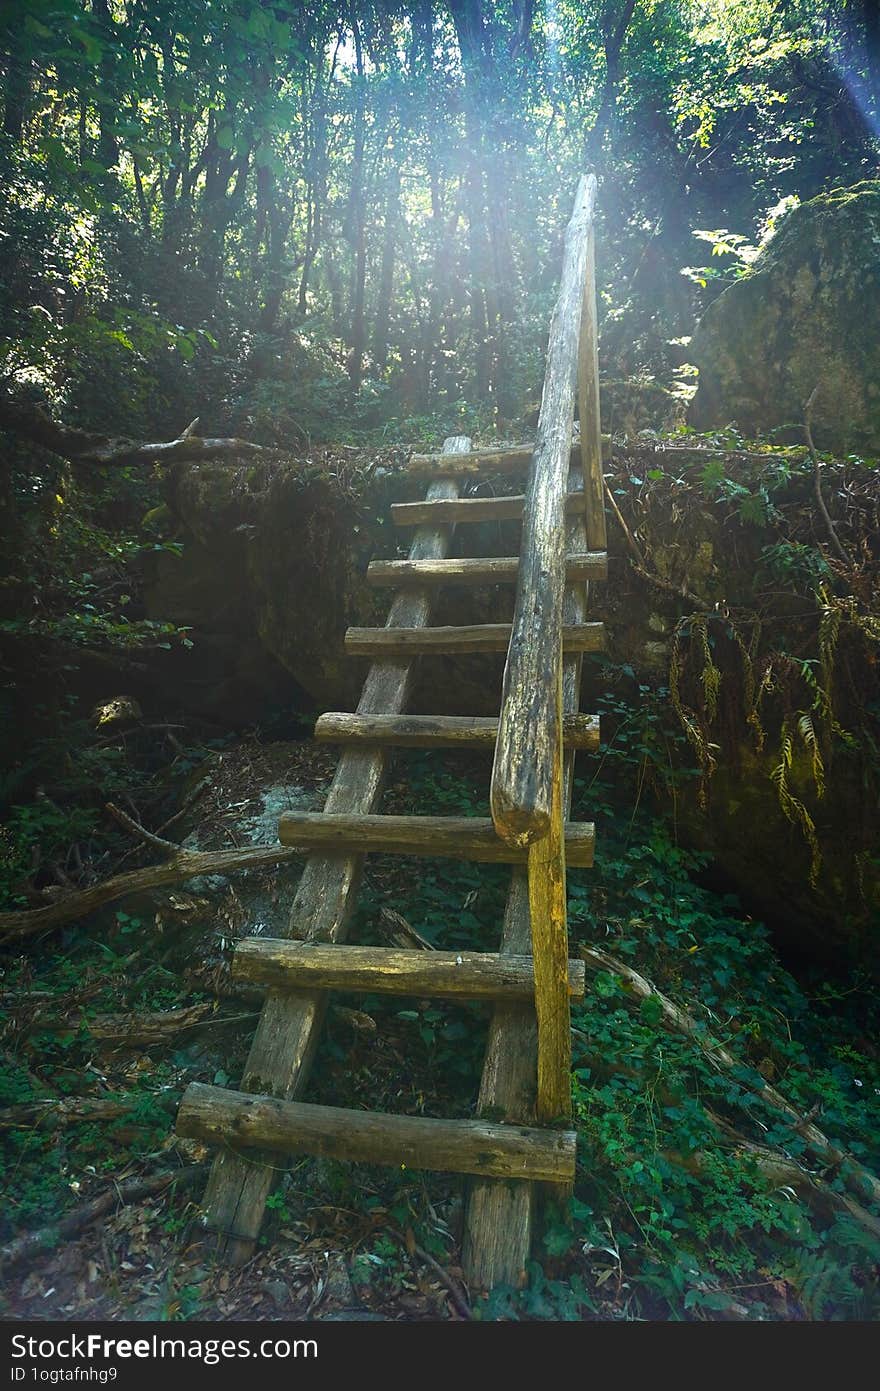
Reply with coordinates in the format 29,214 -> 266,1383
2,0 -> 879,441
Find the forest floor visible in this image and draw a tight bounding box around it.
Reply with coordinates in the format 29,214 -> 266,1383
2,726 -> 879,1322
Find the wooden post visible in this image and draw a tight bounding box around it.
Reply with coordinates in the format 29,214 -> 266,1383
527,649 -> 571,1123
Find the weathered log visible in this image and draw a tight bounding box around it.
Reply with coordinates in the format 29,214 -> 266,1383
277,810 -> 595,866
314,712 -> 600,751
344,622 -> 604,657
366,553 -> 606,587
390,492 -> 587,527
198,436 -> 472,1264
22,1002 -> 214,1047
0,840 -> 304,945
406,437 -> 611,477
490,173 -> 598,850
178,1085 -> 576,1183
0,1097 -> 132,1130
0,1166 -> 205,1274
233,940 -> 586,1001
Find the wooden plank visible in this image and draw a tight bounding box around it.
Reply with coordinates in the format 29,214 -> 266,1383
366,552 -> 607,587
277,811 -> 595,867
405,437 -> 610,477
390,492 -> 587,527
233,942 -> 587,1001
490,173 -> 598,849
344,622 -> 605,657
178,1085 -> 577,1183
462,469 -> 593,1290
314,712 -> 600,751
194,435 -> 471,1263
578,222 -> 607,551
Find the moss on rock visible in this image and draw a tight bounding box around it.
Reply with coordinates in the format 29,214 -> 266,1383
689,182 -> 880,453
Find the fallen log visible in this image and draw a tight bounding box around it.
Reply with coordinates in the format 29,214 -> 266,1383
19,1002 -> 215,1047
580,943 -> 880,1211
0,1097 -> 133,1130
0,835 -> 303,945
0,1165 -> 205,1274
0,395 -> 279,469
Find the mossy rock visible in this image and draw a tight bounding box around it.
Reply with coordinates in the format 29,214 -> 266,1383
689,182 -> 880,453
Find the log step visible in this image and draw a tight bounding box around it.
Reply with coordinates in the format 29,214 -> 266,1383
366,553 -> 607,587
177,1084 -> 576,1183
405,437 -> 610,477
277,811 -> 595,866
391,492 -> 586,527
314,711 -> 600,751
233,941 -> 587,1001
344,622 -> 605,657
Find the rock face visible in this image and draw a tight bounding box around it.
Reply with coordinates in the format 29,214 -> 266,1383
689,182 -> 880,453
147,456 -> 511,720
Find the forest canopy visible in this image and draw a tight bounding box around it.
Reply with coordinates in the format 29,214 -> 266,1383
2,0 -> 879,441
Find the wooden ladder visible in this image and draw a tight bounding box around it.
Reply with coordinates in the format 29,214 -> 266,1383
176,174 -> 607,1291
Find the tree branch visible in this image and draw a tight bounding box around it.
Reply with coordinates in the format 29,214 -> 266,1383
804,385 -> 853,568
0,839 -> 305,945
0,394 -> 281,469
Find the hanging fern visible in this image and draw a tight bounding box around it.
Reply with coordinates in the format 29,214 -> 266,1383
770,716 -> 822,886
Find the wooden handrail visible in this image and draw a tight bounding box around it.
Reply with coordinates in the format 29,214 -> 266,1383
490,173 -> 599,848
490,174 -> 603,1125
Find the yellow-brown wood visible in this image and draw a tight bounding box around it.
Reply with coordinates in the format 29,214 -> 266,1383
526,654 -> 572,1123
233,941 -> 587,1001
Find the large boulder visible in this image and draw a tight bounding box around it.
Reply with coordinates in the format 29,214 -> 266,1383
689,182 -> 880,453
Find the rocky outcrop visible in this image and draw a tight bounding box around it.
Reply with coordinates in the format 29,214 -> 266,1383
689,182 -> 880,453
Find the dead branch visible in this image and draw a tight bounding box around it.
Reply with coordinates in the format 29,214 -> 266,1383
0,393 -> 281,469
18,1002 -> 214,1047
579,943 -> 880,1210
603,480 -> 710,610
0,1165 -> 205,1274
0,1097 -> 133,1131
0,837 -> 304,946
804,385 -> 852,568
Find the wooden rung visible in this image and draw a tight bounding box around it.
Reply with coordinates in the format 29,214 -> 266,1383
177,1084 -> 577,1183
233,942 -> 587,1001
344,622 -> 605,657
391,492 -> 586,527
405,437 -> 610,477
366,553 -> 607,587
277,811 -> 595,866
314,712 -> 600,751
